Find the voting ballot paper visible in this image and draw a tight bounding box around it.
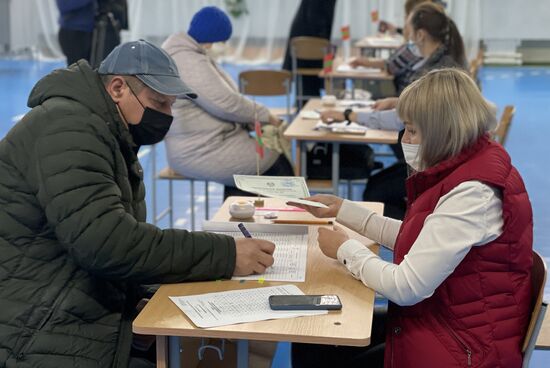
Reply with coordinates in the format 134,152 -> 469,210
233,175 -> 328,208
169,284 -> 327,328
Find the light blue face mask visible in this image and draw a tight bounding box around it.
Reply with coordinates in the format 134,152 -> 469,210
407,40 -> 423,58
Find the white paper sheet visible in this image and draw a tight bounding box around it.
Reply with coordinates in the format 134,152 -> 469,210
202,221 -> 309,282
336,64 -> 381,73
364,37 -> 402,47
169,284 -> 327,328
314,120 -> 368,135
300,110 -> 321,120
338,100 -> 375,108
233,175 -> 328,208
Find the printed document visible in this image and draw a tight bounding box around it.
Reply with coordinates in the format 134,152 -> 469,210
169,284 -> 327,328
233,175 -> 328,208
336,64 -> 381,73
203,221 -> 309,282
314,120 -> 368,134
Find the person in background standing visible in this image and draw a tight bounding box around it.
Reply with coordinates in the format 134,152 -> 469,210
282,0 -> 337,106
56,0 -> 128,67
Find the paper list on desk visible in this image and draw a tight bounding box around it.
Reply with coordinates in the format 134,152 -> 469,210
202,221 -> 309,283
169,284 -> 327,328
226,231 -> 308,282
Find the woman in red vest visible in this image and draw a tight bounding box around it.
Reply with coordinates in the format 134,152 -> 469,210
291,68 -> 533,368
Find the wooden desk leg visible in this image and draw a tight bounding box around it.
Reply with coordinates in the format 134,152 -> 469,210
237,340 -> 249,368
168,336 -> 181,368
332,142 -> 340,195
156,336 -> 168,368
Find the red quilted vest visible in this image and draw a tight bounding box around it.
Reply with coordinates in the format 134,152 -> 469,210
383,135 -> 533,368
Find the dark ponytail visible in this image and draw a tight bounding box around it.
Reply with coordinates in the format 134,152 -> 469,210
411,3 -> 466,67
446,18 -> 466,68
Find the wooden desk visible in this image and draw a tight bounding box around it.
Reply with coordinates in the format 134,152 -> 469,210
284,98 -> 399,195
133,197 -> 383,368
536,310 -> 550,350
319,59 -> 393,98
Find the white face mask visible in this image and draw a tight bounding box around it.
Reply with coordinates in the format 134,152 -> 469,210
407,40 -> 422,58
206,42 -> 227,58
401,142 -> 422,171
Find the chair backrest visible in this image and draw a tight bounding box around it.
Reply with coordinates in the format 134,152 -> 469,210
493,105 -> 515,146
522,250 -> 547,353
238,70 -> 292,96
290,36 -> 329,61
469,58 -> 480,83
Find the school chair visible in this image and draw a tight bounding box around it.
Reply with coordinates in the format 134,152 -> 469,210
290,36 -> 330,110
469,58 -> 481,86
154,167 -> 209,231
238,69 -> 294,122
522,250 -> 548,367
493,105 -> 515,146
469,48 -> 484,88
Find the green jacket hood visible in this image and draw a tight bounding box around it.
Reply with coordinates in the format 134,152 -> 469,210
27,60 -> 116,123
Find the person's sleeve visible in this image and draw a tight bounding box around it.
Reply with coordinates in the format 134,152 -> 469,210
34,116 -> 236,284
56,0 -> 94,13
171,53 -> 270,124
336,181 -> 503,306
336,199 -> 401,249
355,109 -> 404,131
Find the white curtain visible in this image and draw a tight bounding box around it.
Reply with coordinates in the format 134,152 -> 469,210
8,0 -> 482,62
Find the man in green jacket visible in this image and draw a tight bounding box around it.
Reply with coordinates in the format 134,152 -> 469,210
0,40 -> 275,368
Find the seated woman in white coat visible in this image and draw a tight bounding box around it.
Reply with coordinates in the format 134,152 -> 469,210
290,68 -> 533,368
162,6 -> 293,197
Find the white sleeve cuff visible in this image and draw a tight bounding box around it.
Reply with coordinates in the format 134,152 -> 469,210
337,239 -> 377,279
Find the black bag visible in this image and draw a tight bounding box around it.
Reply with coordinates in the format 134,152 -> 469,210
306,143 -> 375,180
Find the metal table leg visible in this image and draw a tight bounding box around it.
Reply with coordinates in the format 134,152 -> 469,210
237,340 -> 249,368
168,336 -> 181,368
332,143 -> 340,195
300,141 -> 307,178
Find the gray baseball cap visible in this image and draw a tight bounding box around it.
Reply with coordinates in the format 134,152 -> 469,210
98,39 -> 197,99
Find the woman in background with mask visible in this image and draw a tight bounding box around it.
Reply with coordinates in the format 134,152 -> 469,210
162,6 -> 293,198
322,2 -> 467,126
349,0 -> 436,93
291,68 -> 532,368
320,2 -> 468,220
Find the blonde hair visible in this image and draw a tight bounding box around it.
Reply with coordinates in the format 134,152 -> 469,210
397,68 -> 497,168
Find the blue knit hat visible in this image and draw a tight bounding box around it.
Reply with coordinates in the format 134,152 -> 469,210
188,6 -> 232,43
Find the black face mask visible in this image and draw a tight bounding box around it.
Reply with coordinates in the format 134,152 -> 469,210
121,85 -> 174,146
128,107 -> 173,146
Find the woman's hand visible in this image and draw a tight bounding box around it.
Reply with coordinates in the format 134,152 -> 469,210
320,110 -> 345,124
269,113 -> 283,127
287,194 -> 343,218
349,57 -> 370,68
373,97 -> 399,111
317,225 -> 350,259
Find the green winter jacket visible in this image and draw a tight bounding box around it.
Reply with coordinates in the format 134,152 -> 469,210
0,61 -> 236,367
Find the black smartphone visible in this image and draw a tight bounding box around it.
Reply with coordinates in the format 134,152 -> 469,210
269,295 -> 342,310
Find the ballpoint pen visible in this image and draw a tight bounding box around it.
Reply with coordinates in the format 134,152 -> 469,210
237,223 -> 253,238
